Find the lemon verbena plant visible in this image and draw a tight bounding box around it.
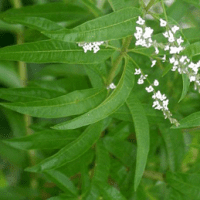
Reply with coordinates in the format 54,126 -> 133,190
0,0 -> 200,199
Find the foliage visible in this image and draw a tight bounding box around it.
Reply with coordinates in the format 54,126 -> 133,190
0,0 -> 200,199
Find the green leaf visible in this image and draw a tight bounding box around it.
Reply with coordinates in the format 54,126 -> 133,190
111,104 -> 132,121
25,121 -> 103,172
84,65 -> 104,88
179,74 -> 190,102
103,136 -> 136,167
126,92 -> 150,191
2,107 -> 26,137
182,27 -> 200,43
181,41 -> 200,57
164,188 -> 184,200
2,129 -> 81,150
159,125 -> 185,171
98,183 -> 126,200
83,140 -> 110,199
171,111 -> 200,129
0,2 -> 91,22
36,64 -> 87,78
53,57 -> 135,130
82,0 -> 103,17
2,16 -> 64,32
107,0 -> 126,11
0,141 -> 26,167
93,140 -> 110,183
43,7 -> 142,42
167,0 -> 188,22
108,121 -> 130,140
0,62 -> 21,88
29,78 -> 89,93
44,169 -> 78,196
0,88 -> 107,118
0,87 -> 64,102
183,0 -> 200,9
166,172 -> 200,200
57,149 -> 94,178
0,40 -> 114,64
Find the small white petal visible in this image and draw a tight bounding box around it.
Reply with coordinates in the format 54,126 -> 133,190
171,25 -> 179,34
134,68 -> 141,75
151,60 -> 157,67
160,18 -> 167,27
155,47 -> 159,54
136,16 -> 145,25
145,86 -> 154,92
153,80 -> 159,86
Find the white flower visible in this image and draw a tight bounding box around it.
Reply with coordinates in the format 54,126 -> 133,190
153,80 -> 159,86
177,36 -> 184,45
164,45 -> 170,51
143,27 -> 154,39
136,26 -> 143,34
78,41 -> 104,53
136,16 -> 145,25
189,76 -> 196,82
107,83 -> 116,90
134,68 -> 141,75
160,18 -> 167,27
93,46 -> 100,53
145,85 -> 154,92
163,31 -> 169,38
137,74 -> 148,84
171,25 -> 179,34
163,99 -> 169,110
155,47 -> 159,54
151,60 -> 157,67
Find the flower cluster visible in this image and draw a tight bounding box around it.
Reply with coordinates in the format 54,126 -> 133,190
159,19 -> 200,91
133,16 -> 186,126
134,16 -> 154,48
78,41 -> 104,53
134,67 -> 179,126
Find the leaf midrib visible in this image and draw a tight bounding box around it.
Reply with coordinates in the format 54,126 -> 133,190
0,49 -> 113,54
3,88 -> 105,108
69,16 -> 138,35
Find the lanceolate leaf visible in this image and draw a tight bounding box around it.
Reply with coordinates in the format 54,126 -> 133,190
0,87 -> 64,102
43,7 -> 142,42
53,58 -> 135,130
25,121 -> 103,172
171,111 -> 200,129
126,92 -> 150,191
0,40 -> 114,64
0,2 -> 91,22
93,140 -> 110,183
2,129 -> 81,150
179,74 -> 190,102
2,16 -> 64,32
0,62 -> 21,88
44,169 -> 78,196
0,88 -> 107,118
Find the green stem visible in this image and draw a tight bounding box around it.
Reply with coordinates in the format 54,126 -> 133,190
106,36 -> 133,86
11,0 -> 37,191
161,0 -> 168,22
145,0 -> 156,12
